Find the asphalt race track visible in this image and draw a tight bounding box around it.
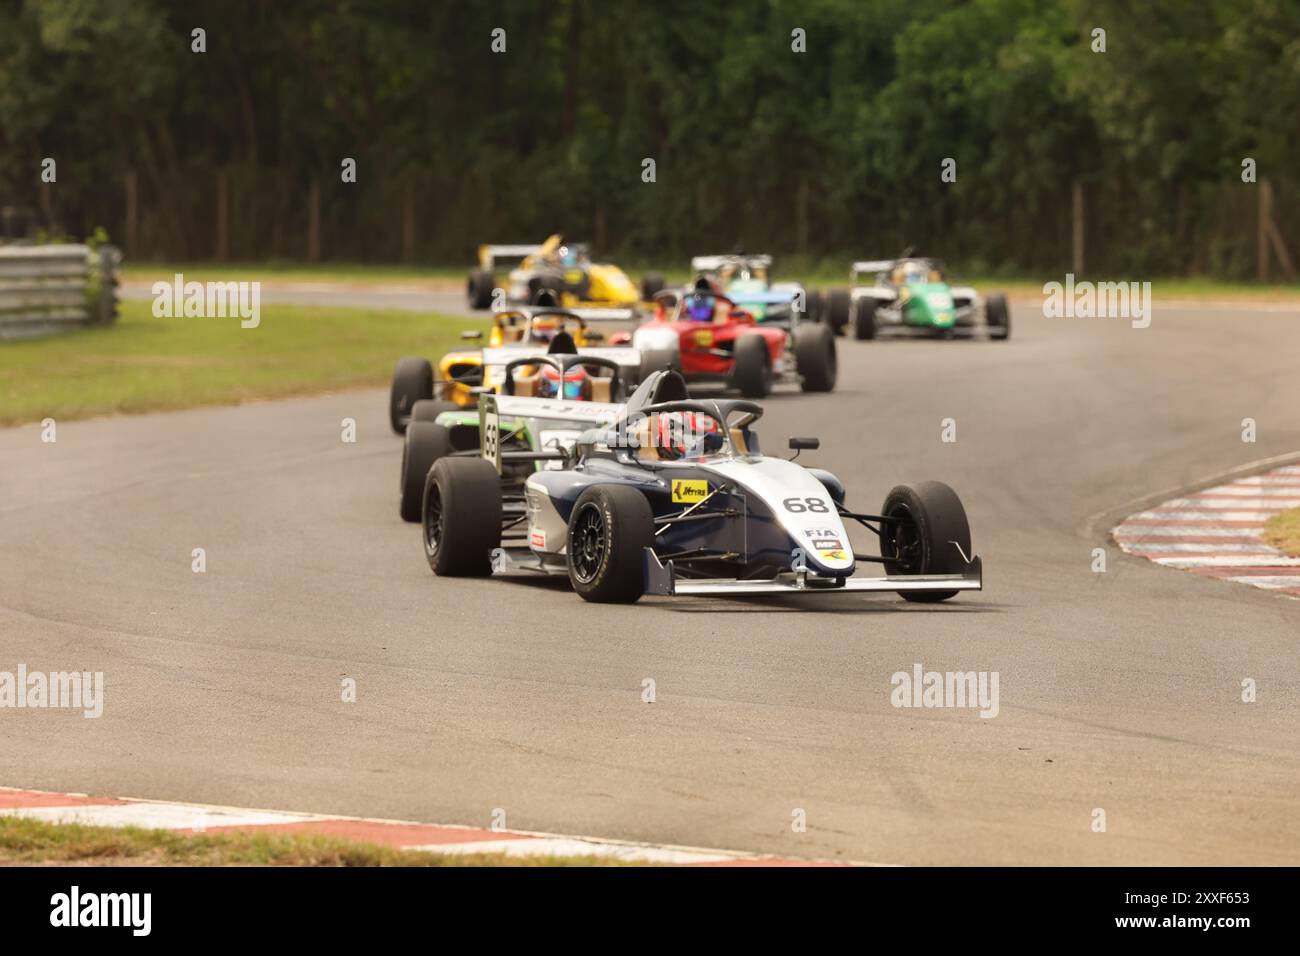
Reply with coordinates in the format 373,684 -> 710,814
3,298 -> 1299,865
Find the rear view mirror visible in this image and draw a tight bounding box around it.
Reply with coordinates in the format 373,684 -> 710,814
461,330 -> 483,340
788,437 -> 820,451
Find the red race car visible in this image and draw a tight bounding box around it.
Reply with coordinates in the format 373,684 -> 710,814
627,281 -> 836,398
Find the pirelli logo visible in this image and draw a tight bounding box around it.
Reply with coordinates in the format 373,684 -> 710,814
671,479 -> 709,503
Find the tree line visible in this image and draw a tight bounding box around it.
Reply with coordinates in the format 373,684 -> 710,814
0,0 -> 1294,278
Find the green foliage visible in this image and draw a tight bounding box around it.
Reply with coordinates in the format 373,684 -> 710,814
0,0 -> 1287,276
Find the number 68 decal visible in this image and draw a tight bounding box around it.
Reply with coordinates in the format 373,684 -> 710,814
783,496 -> 829,513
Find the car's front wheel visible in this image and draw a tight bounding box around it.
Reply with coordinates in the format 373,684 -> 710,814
566,485 -> 654,603
423,457 -> 501,576
880,481 -> 972,603
853,298 -> 877,340
986,294 -> 1010,340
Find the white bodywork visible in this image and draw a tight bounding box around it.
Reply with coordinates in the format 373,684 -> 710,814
700,457 -> 855,574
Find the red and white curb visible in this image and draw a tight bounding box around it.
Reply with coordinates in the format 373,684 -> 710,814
1113,464 -> 1300,598
0,787 -> 846,866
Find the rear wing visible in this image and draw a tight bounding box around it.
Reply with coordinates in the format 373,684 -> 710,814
481,346 -> 641,371
480,392 -> 623,474
691,254 -> 772,274
567,308 -> 638,323
851,260 -> 896,280
478,244 -> 542,271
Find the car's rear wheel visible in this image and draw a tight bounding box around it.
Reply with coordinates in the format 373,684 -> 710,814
824,288 -> 850,334
423,457 -> 501,576
390,357 -> 434,434
641,273 -> 665,299
853,298 -> 877,340
880,481 -> 971,603
467,269 -> 495,310
986,294 -> 1010,340
401,421 -> 452,522
794,322 -> 836,392
566,485 -> 653,603
732,333 -> 772,398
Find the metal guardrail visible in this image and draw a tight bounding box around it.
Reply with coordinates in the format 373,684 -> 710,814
0,244 -> 121,341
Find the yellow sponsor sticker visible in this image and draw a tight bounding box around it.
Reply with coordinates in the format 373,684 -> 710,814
821,550 -> 848,561
693,329 -> 714,347
671,479 -> 709,503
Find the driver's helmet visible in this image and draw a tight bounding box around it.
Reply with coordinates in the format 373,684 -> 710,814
684,291 -> 716,322
656,411 -> 719,459
537,363 -> 587,400
557,245 -> 578,268
899,261 -> 927,284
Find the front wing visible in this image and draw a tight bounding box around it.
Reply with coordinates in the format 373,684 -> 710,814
643,549 -> 982,597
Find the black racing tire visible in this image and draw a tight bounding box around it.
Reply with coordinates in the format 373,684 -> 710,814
638,347 -> 681,384
566,484 -> 654,603
467,269 -> 495,310
410,398 -> 458,426
986,293 -> 1010,340
732,333 -> 772,398
880,481 -> 972,603
853,298 -> 877,340
794,322 -> 836,392
641,272 -> 666,299
803,288 -> 824,323
401,422 -> 452,522
823,288 -> 850,333
390,357 -> 434,435
422,457 -> 501,576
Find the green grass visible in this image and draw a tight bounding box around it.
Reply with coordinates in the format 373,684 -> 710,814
120,259 -> 1300,300
0,299 -> 488,426
0,816 -> 638,866
120,261 -> 464,285
1264,508 -> 1300,557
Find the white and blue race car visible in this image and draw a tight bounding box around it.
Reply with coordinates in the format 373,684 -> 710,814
417,369 -> 983,604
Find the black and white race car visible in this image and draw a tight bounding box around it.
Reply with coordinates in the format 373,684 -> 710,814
417,369 -> 983,604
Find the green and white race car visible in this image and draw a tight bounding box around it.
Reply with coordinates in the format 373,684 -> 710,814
848,257 -> 1010,341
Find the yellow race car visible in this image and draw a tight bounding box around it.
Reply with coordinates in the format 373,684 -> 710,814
388,306 -> 641,432
466,234 -> 664,310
